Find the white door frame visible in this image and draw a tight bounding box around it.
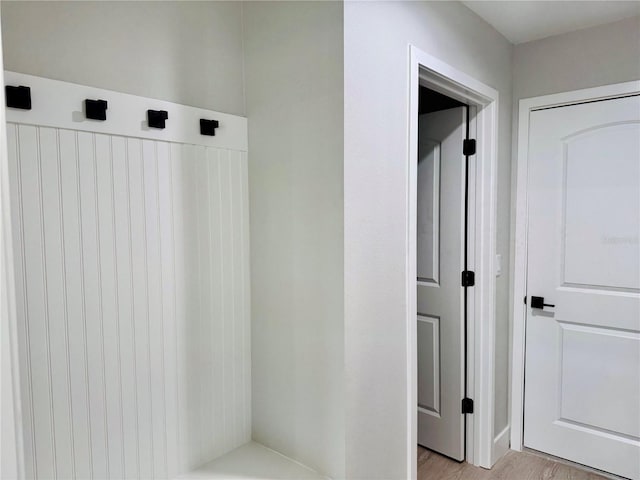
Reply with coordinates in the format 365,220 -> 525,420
509,79 -> 640,452
408,45 -> 499,475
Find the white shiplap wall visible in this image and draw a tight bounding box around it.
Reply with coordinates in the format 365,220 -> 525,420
7,124 -> 250,479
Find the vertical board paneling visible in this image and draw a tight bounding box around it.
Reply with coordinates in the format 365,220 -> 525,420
19,125 -> 56,479
142,140 -> 168,479
207,148 -> 225,459
195,146 -> 212,465
39,127 -> 74,480
171,143 -> 188,475
9,124 -> 251,479
127,137 -> 155,479
111,135 -> 140,480
240,152 -> 252,443
59,129 -> 93,479
182,144 -> 200,470
95,134 -> 125,479
218,149 -> 234,451
157,142 -> 178,479
77,131 -> 109,478
7,124 -> 37,480
231,150 -> 244,449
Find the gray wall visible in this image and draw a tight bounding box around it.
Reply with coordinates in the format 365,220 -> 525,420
513,16 -> 640,101
1,1 -> 245,115
242,2 -> 345,479
344,2 -> 512,477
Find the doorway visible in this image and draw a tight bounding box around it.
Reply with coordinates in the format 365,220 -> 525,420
408,46 -> 500,475
416,87 -> 472,462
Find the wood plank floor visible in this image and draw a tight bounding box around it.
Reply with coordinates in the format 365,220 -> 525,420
417,446 -> 608,480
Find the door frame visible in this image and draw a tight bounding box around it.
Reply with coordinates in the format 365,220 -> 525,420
509,79 -> 640,452
408,46 -> 499,474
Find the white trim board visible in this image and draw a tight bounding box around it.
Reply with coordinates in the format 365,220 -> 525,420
509,79 -> 640,452
492,426 -> 510,466
408,46 -> 499,474
1,29 -> 26,480
4,71 -> 248,151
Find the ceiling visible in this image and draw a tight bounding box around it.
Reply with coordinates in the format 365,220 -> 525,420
462,1 -> 640,44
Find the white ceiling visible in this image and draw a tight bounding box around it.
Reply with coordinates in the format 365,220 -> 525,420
462,1 -> 640,44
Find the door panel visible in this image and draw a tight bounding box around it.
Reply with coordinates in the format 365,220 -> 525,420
417,315 -> 440,416
562,123 -> 640,290
417,107 -> 466,461
417,139 -> 440,285
524,95 -> 640,480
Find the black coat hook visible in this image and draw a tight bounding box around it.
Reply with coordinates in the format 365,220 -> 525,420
85,99 -> 108,121
200,118 -> 219,136
6,85 -> 31,110
148,109 -> 168,129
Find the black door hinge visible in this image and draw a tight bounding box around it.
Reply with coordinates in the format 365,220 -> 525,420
461,270 -> 475,287
463,138 -> 476,156
462,397 -> 474,414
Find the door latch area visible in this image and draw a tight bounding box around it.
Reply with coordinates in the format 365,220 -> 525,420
531,296 -> 555,309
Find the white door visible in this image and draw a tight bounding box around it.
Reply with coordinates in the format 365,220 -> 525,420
524,95 -> 640,479
417,107 -> 467,461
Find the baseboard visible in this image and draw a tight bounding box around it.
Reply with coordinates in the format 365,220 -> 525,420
491,426 -> 510,466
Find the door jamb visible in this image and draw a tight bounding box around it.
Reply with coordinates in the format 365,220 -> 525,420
509,80 -> 640,452
408,46 -> 499,475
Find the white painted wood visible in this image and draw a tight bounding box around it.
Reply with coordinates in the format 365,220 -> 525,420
510,80 -> 640,453
182,442 -> 327,480
8,120 -> 251,478
4,71 -> 247,152
491,426 -> 510,466
177,442 -> 328,480
416,138 -> 440,286
40,127 -> 74,480
111,134 -> 140,480
416,107 -> 466,461
523,95 -> 640,480
409,46 -> 499,469
7,122 -> 37,480
58,127 -> 93,479
417,315 -> 440,416
1,18 -> 26,476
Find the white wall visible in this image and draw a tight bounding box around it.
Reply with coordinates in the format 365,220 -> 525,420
242,2 -> 345,479
1,1 -> 245,115
344,2 -> 512,478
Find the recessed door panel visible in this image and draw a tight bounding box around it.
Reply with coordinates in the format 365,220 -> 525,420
558,323 -> 640,438
417,140 -> 440,285
562,123 -> 640,290
417,315 -> 440,416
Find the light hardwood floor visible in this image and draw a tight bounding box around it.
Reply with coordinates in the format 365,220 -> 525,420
417,446 -> 608,480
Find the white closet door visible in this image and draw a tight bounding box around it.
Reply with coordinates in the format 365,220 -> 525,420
524,95 -> 640,480
8,123 -> 250,479
416,107 -> 466,461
